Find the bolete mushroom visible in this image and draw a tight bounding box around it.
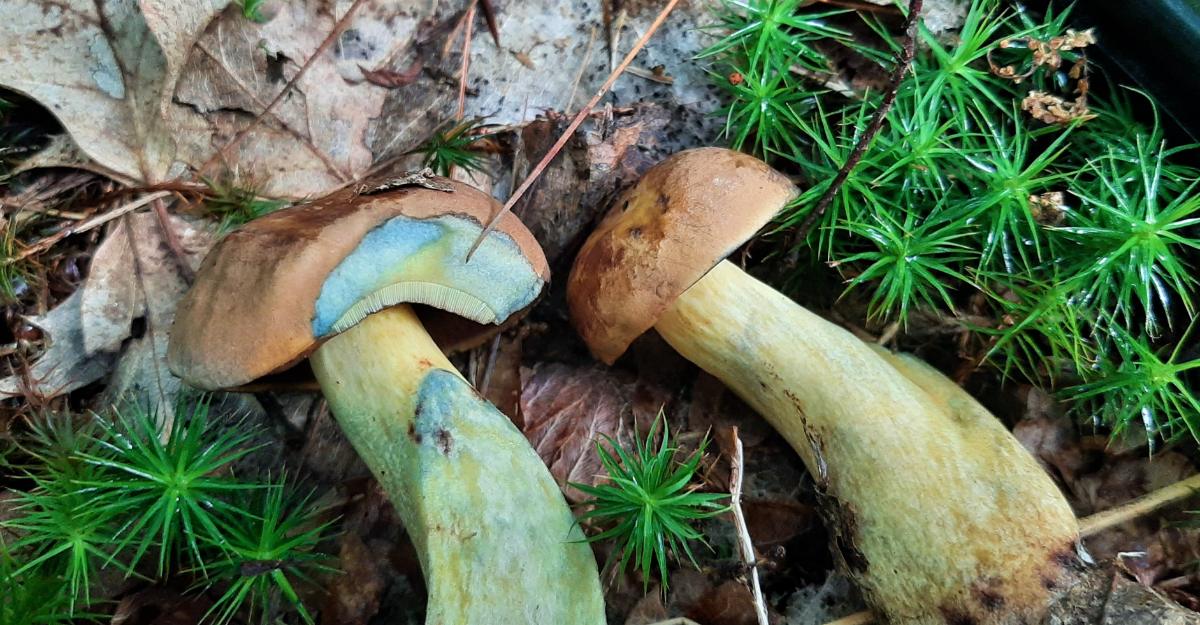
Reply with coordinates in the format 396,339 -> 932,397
168,175 -> 604,624
567,148 -> 1080,625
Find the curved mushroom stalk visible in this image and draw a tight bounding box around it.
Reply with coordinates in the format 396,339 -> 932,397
569,149 -> 1087,624
169,177 -> 606,624
311,304 -> 603,623
655,260 -> 1079,625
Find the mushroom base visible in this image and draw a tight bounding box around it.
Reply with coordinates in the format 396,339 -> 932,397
655,261 -> 1080,625
310,304 -> 604,624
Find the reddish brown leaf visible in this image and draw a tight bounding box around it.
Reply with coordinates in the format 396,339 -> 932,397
624,593 -> 669,625
1012,386 -> 1088,485
519,363 -> 633,502
688,372 -> 773,450
110,589 -> 210,625
744,499 -> 817,548
359,59 -> 424,89
322,534 -> 385,625
670,570 -> 761,625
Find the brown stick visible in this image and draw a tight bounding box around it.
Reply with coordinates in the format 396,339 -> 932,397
466,0 -> 681,259
195,0 -> 370,178
1080,472 -> 1200,537
823,613 -> 874,625
457,0 -> 478,120
150,196 -> 194,282
10,191 -> 174,263
785,0 -> 923,252
479,0 -> 501,47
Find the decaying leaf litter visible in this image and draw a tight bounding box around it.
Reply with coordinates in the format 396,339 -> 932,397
1,0 -> 1200,624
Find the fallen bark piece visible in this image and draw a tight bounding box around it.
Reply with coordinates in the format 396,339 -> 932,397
169,174 -> 603,624
568,148 -> 1080,625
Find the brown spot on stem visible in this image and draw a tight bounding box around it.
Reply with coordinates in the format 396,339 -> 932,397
418,358 -> 434,369
1052,548 -> 1078,569
972,582 -> 1005,611
818,493 -> 868,575
939,607 -> 977,625
833,532 -> 868,575
435,428 -> 454,455
407,421 -> 422,444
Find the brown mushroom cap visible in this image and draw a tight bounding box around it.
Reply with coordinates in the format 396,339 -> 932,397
168,177 -> 548,390
567,148 -> 798,364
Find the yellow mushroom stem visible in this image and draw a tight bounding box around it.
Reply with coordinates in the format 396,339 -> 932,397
310,304 -> 603,624
654,261 -> 1080,625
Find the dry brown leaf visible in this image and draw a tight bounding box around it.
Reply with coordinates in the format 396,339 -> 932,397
669,569 -> 762,625
322,534 -> 385,625
624,593 -> 670,625
744,499 -> 817,548
6,0 -> 726,197
95,213 -> 214,410
1012,386 -> 1088,485
0,290 -> 116,399
519,362 -> 633,502
0,1 -> 422,198
0,213 -> 213,407
0,1 -> 224,183
1012,391 -> 1200,589
110,588 -> 212,625
359,59 -> 425,89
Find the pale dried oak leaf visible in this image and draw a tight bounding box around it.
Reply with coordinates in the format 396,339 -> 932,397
0,0 -> 420,197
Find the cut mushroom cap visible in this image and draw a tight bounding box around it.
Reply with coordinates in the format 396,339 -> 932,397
567,147 -> 797,364
169,178 -> 549,390
567,149 -> 1080,625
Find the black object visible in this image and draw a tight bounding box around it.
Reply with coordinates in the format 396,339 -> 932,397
1047,0 -> 1200,142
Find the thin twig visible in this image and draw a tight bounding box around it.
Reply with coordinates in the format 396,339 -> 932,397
479,0 -> 501,47
466,0 -> 681,259
876,321 -> 900,346
823,613 -> 875,625
10,191 -> 173,263
195,0 -> 369,178
457,0 -> 478,120
785,0 -> 923,253
565,26 -> 600,111
730,428 -> 770,625
1080,472 -> 1200,537
442,8 -> 472,59
478,332 -> 502,394
823,471 -> 1200,625
609,9 -> 628,72
150,196 -> 194,282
